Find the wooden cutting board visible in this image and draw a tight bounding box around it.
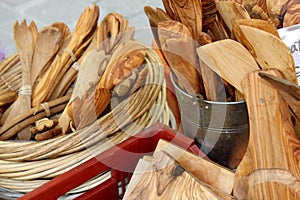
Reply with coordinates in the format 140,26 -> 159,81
234,69 -> 300,199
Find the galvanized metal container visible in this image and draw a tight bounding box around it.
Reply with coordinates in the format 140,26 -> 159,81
171,73 -> 249,169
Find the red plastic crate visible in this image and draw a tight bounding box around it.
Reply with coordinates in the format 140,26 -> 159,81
19,123 -> 203,200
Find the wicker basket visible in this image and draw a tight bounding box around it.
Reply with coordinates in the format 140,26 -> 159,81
0,47 -> 170,196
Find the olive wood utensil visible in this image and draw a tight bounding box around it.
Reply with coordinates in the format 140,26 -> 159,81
155,139 -> 235,196
216,1 -> 250,32
234,69 -> 300,199
33,22 -> 70,81
162,0 -> 203,40
126,151 -> 221,200
31,5 -> 99,107
233,24 -> 297,84
197,32 -> 226,101
58,49 -> 107,134
158,20 -> 202,95
258,71 -> 300,121
197,39 -> 260,93
1,20 -> 38,140
232,18 -> 280,38
30,26 -> 62,86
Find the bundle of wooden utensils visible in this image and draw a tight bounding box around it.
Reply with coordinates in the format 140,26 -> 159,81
122,0 -> 300,199
0,5 -> 171,194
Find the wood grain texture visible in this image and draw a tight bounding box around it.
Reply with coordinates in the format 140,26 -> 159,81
234,69 -> 300,199
234,25 -> 297,84
31,5 -> 99,107
158,20 -> 201,95
162,0 -> 203,40
198,32 -> 226,101
197,39 -> 259,93
125,151 -> 220,200
155,139 -> 235,197
216,1 -> 250,32
232,19 -> 280,39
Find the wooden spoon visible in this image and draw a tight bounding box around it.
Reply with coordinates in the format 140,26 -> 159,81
233,24 -> 297,84
58,49 -> 107,134
197,39 -> 259,93
30,26 -> 62,86
234,69 -> 300,199
32,5 -> 99,107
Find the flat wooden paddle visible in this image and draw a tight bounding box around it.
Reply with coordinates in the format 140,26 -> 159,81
232,18 -> 280,38
197,39 -> 260,93
234,69 -> 300,199
233,24 -> 297,84
216,1 -> 250,32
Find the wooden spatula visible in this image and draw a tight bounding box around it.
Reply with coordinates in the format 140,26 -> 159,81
216,1 -> 250,32
30,26 -> 62,86
234,69 -> 300,199
233,24 -> 297,84
232,18 -> 280,38
197,39 -> 260,93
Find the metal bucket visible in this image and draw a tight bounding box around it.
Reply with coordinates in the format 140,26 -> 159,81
171,74 -> 249,169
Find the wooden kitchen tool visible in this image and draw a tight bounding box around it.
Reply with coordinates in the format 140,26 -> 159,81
216,1 -> 250,32
155,139 -> 235,196
30,26 -> 63,86
162,0 -> 203,40
233,24 -> 297,84
234,69 -> 300,199
58,49 -> 107,134
125,150 -> 222,199
1,20 -> 38,139
232,18 -> 280,38
158,20 -> 201,95
258,71 -> 300,131
197,32 -> 226,101
197,39 -> 260,93
31,5 -> 99,107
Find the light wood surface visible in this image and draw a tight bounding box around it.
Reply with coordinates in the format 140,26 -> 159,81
197,39 -> 259,92
234,69 -> 300,199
